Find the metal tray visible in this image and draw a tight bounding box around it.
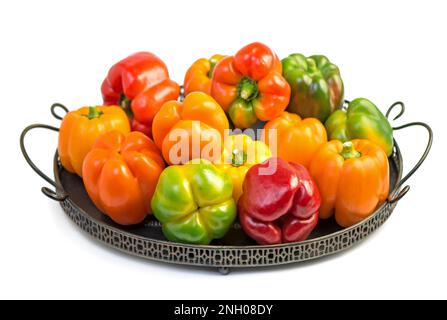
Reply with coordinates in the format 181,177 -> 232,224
20,102 -> 432,274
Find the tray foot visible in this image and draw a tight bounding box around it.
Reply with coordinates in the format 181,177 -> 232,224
218,267 -> 230,275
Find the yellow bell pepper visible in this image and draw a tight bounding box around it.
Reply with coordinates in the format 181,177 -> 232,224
216,134 -> 271,202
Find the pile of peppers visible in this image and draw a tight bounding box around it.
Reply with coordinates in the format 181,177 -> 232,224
57,41 -> 395,246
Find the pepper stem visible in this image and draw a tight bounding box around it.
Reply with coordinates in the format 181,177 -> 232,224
307,58 -> 317,71
237,77 -> 258,101
231,149 -> 247,167
118,94 -> 133,118
83,106 -> 103,120
340,141 -> 361,160
207,60 -> 217,79
119,94 -> 131,109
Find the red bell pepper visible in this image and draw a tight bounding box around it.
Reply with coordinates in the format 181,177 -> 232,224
239,157 -> 320,245
101,52 -> 180,138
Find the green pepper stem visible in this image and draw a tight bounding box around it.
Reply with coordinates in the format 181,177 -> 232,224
305,58 -> 322,77
237,77 -> 258,101
118,94 -> 133,118
340,141 -> 361,159
207,61 -> 217,79
231,149 -> 247,167
119,94 -> 132,110
307,58 -> 317,71
84,106 -> 103,120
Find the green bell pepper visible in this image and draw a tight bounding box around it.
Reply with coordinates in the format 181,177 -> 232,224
325,98 -> 394,156
282,54 -> 344,122
151,159 -> 236,245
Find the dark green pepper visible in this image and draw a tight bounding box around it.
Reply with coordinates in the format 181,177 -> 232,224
325,98 -> 394,156
282,54 -> 344,122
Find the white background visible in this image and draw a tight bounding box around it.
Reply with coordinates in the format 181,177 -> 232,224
1,0 -> 446,299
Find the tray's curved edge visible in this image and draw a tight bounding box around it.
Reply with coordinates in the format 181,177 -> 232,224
53,142 -> 403,270
59,197 -> 397,269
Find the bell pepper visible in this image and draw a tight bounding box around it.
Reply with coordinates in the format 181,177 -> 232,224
282,54 -> 344,122
101,52 -> 180,137
58,105 -> 130,177
151,159 -> 236,244
82,130 -> 165,225
211,42 -> 291,128
216,134 -> 271,202
262,111 -> 327,168
325,98 -> 394,156
309,139 -> 389,227
239,157 -> 320,245
152,92 -> 229,164
184,54 -> 225,95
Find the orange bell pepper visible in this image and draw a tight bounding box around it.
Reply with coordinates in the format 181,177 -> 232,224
152,92 -> 229,164
58,105 -> 130,177
262,111 -> 327,168
82,130 -> 165,225
309,139 -> 389,227
184,54 -> 225,95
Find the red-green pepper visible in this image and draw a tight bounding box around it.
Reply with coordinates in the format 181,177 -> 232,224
282,54 -> 344,122
211,42 -> 291,128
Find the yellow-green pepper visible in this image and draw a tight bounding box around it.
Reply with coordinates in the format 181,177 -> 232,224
151,160 -> 236,245
325,98 -> 394,156
216,134 -> 271,202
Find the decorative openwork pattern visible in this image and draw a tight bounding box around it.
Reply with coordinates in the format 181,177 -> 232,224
60,198 -> 397,268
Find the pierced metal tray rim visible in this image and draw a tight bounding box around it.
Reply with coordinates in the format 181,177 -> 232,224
54,146 -> 403,251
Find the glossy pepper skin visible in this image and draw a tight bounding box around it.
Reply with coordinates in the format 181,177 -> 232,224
58,106 -> 130,177
216,134 -> 271,202
211,42 -> 291,128
152,92 -> 229,164
151,159 -> 236,245
239,157 -> 320,245
184,54 -> 225,95
325,98 -> 394,156
101,52 -> 180,138
282,54 -> 344,122
82,130 -> 165,225
309,139 -> 389,227
262,111 -> 327,168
